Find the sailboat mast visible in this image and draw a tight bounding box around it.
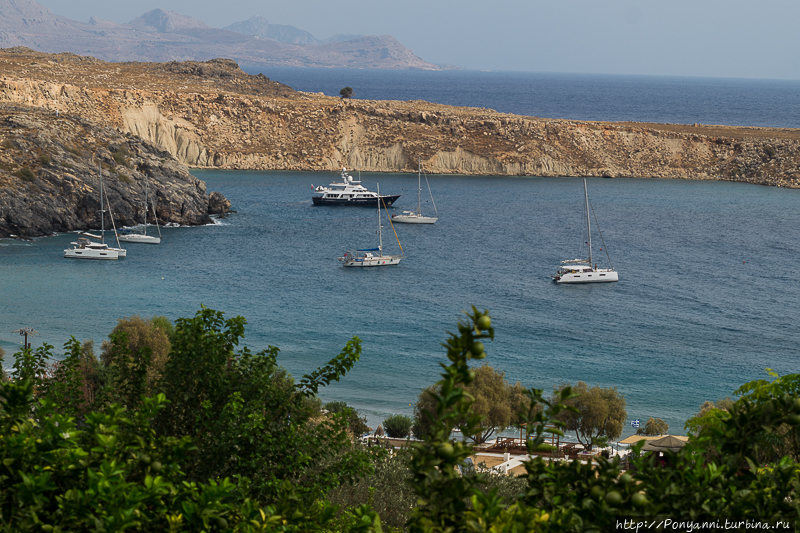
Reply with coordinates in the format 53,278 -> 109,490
417,157 -> 422,216
377,183 -> 383,255
99,162 -> 105,244
144,175 -> 148,236
584,178 -> 592,266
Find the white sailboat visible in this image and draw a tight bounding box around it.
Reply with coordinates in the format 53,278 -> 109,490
65,164 -> 126,260
339,184 -> 404,267
118,176 -> 161,244
552,178 -> 618,284
392,158 -> 438,224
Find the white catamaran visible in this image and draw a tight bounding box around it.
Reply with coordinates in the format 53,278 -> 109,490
65,164 -> 127,260
392,158 -> 438,224
552,178 -> 618,284
339,184 -> 404,267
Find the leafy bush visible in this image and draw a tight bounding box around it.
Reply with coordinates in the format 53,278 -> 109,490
382,414 -> 413,438
39,154 -> 51,165
325,400 -> 370,436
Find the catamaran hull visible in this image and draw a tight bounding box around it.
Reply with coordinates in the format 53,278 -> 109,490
64,249 -> 118,260
312,195 -> 400,207
553,270 -> 618,283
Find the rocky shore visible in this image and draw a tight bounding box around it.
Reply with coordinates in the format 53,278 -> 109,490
1,47 -> 799,236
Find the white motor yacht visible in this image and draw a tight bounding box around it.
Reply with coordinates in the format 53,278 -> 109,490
313,168 -> 400,207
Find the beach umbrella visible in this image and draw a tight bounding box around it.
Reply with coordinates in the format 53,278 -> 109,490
641,435 -> 686,452
375,424 -> 385,437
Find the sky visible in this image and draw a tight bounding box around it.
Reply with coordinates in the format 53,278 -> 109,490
34,0 -> 800,79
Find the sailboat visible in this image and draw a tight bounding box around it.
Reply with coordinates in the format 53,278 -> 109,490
118,176 -> 161,244
552,178 -> 618,284
392,158 -> 438,224
339,184 -> 404,267
64,164 -> 127,260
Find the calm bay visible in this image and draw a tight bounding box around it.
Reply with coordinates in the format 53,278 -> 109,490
2,70 -> 800,440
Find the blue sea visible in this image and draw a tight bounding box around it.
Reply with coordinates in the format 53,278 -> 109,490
2,70 -> 800,442
247,67 -> 800,128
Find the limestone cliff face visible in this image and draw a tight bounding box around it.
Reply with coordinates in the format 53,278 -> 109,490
1,50 -> 799,190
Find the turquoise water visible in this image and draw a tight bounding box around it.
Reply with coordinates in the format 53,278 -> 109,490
2,172 -> 798,440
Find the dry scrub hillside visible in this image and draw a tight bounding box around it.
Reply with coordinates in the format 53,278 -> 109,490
2,47 -> 799,188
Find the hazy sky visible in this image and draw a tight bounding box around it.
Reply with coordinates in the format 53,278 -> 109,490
35,0 -> 800,79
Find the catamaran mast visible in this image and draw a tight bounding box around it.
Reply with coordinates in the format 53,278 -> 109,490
584,178 -> 592,267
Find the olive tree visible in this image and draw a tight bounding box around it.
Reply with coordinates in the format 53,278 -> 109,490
636,417 -> 669,436
552,381 -> 626,450
383,414 -> 413,438
413,364 -> 530,444
100,315 -> 172,395
339,86 -> 354,99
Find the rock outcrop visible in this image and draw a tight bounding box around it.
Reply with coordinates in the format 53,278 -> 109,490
0,105 -> 229,238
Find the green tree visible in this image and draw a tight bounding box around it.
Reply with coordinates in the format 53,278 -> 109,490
325,400 -> 371,436
636,417 -> 668,436
413,364 -> 530,444
552,381 -> 626,451
383,414 -> 413,438
0,379 -> 285,531
100,314 -> 171,394
340,86 -> 354,99
153,306 -> 378,511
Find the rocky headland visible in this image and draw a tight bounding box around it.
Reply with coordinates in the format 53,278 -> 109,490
1,48 -> 799,236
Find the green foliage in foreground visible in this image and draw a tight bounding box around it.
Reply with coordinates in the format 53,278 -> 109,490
2,306 -> 800,532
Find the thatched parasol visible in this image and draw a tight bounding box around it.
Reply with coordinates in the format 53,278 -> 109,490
641,435 -> 687,452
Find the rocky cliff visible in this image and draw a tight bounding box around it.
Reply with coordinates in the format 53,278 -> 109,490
0,103 -> 229,238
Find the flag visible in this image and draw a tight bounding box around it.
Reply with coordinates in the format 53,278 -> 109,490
631,419 -> 640,428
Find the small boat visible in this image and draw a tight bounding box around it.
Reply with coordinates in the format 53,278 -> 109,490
65,164 -> 126,260
313,168 -> 400,207
118,175 -> 161,244
339,184 -> 403,267
552,178 -> 618,284
392,158 -> 438,224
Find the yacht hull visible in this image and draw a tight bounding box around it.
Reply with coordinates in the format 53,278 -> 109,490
554,269 -> 618,283
391,214 -> 437,224
340,256 -> 402,267
118,234 -> 161,244
313,194 -> 400,207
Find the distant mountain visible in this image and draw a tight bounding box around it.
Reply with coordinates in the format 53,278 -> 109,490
127,9 -> 209,33
322,34 -> 366,44
0,0 -> 445,70
224,16 -> 320,45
